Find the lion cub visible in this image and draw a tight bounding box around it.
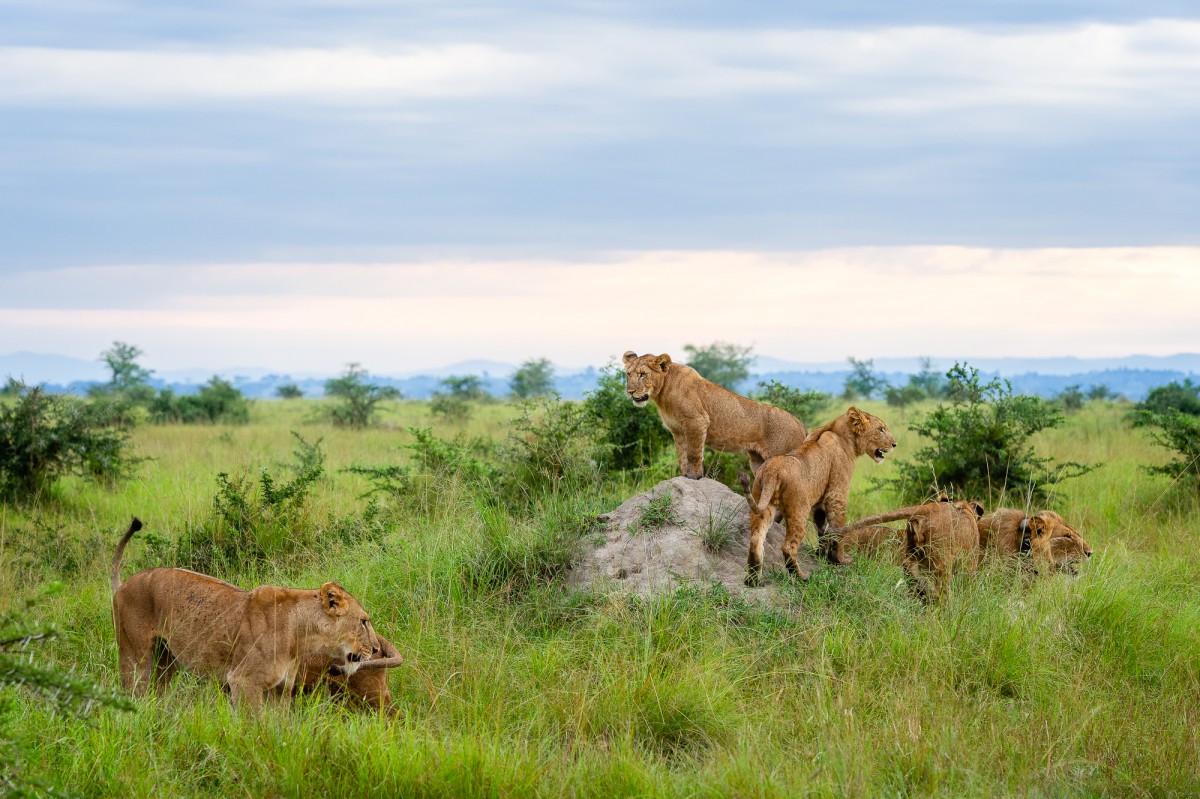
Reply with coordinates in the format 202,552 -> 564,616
738,407 -> 897,585
110,518 -> 386,710
623,350 -> 808,478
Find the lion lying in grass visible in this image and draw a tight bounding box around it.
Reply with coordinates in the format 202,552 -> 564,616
623,350 -> 808,478
737,406 -> 896,585
978,508 -> 1093,575
110,518 -> 394,710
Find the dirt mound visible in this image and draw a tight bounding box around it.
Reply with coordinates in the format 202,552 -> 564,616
571,476 -> 819,599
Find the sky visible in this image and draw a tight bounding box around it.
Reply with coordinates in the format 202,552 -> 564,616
2,1 -> 1199,375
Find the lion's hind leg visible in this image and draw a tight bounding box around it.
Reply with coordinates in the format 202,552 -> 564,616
745,506 -> 774,587
113,598 -> 159,696
151,638 -> 181,696
781,500 -> 813,580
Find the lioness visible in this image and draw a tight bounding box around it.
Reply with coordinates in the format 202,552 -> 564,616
738,407 -> 896,585
623,350 -> 808,478
110,518 -> 384,710
835,498 -> 985,601
297,633 -> 404,716
977,508 -> 1092,575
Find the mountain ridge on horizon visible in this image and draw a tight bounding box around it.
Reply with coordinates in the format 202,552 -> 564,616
4,350 -> 1200,387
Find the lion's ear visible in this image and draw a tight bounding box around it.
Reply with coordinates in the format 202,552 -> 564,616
653,354 -> 672,372
847,406 -> 866,431
623,351 -> 638,366
319,582 -> 349,615
969,501 -> 985,518
1026,516 -> 1049,538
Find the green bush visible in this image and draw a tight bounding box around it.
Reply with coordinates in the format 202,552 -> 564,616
501,396 -> 598,503
148,377 -> 251,424
440,375 -> 492,402
324,363 -> 400,429
344,426 -> 501,509
682,341 -> 752,391
175,461 -> 324,573
430,392 -> 472,423
509,358 -> 555,399
275,383 -> 304,399
1056,384 -> 1085,413
582,364 -> 672,472
1133,410 -> 1200,487
1138,379 -> 1200,416
883,363 -> 1092,504
0,383 -> 138,503
752,380 -> 831,428
1130,380 -> 1200,488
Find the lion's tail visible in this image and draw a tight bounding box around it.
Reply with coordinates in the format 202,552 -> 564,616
739,469 -> 777,516
110,517 -> 143,594
830,505 -> 932,537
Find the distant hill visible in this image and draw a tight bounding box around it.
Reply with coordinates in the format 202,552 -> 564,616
3,350 -> 1197,401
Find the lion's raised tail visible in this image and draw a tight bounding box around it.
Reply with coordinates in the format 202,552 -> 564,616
829,505 -> 935,537
110,517 -> 143,594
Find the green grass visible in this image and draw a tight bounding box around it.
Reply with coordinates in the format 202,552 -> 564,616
2,399 -> 1199,797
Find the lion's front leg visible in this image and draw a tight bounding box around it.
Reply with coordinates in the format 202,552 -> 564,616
674,420 -> 708,480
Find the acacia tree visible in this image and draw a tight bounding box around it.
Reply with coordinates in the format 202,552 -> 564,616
100,341 -> 152,390
510,358 -> 555,399
324,364 -> 401,429
842,357 -> 888,401
683,341 -> 753,391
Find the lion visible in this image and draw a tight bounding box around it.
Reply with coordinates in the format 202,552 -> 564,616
977,508 -> 1093,575
834,498 -> 985,601
737,406 -> 897,585
297,633 -> 404,716
623,350 -> 808,478
110,518 -> 389,710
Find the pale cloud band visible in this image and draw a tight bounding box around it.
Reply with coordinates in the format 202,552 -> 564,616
2,20 -> 1199,113
2,247 -> 1196,373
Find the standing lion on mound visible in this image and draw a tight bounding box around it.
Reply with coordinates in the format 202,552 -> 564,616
834,497 -> 985,602
623,350 -> 808,478
110,518 -> 393,710
738,406 -> 896,585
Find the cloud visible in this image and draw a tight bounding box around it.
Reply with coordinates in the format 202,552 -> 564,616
2,20 -> 1198,116
2,247 -> 1197,372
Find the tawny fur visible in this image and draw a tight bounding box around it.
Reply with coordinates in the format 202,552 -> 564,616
623,350 -> 808,478
736,407 -> 897,585
110,518 -> 387,710
834,498 -> 985,601
839,525 -> 904,563
978,508 -> 1093,575
297,633 -> 404,716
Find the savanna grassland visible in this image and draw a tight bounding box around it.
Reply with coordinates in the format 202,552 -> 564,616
2,398 -> 1198,798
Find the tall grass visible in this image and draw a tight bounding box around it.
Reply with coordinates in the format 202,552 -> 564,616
1,399 -> 1197,797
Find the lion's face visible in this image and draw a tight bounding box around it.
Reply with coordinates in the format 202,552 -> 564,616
847,407 -> 898,463
318,582 -> 378,675
1027,512 -> 1092,575
622,351 -> 672,408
